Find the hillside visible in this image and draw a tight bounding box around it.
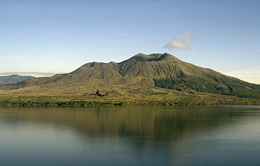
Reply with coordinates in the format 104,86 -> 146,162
0,53 -> 260,106
0,74 -> 33,85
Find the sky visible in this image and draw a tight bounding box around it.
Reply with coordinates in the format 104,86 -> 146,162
1,0 -> 260,83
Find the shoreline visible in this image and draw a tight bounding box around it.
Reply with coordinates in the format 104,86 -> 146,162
1,98 -> 260,107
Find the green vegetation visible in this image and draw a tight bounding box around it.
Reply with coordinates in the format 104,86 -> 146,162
1,88 -> 260,107
0,74 -> 33,85
0,53 -> 259,107
154,75 -> 260,98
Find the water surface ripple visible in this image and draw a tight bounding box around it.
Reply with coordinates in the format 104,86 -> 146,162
0,106 -> 260,166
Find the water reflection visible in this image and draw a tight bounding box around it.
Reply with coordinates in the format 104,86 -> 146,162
0,106 -> 246,140
0,106 -> 259,166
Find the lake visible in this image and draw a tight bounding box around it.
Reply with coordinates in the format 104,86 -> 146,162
0,106 -> 260,166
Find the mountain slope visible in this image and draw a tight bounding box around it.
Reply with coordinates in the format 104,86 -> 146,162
0,75 -> 33,85
2,53 -> 260,98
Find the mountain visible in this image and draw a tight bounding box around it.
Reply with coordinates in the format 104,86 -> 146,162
0,72 -> 56,77
0,74 -> 33,85
2,53 -> 260,99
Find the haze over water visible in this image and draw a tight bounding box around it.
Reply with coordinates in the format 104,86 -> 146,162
0,106 -> 260,166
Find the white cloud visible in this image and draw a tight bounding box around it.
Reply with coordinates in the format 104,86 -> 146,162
164,32 -> 192,50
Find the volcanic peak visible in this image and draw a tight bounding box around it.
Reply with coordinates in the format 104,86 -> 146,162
125,53 -> 179,63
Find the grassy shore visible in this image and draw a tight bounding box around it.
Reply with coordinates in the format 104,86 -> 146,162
1,91 -> 260,107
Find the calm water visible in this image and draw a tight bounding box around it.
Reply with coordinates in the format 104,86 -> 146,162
0,106 -> 260,166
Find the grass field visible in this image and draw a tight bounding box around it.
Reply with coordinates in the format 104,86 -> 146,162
1,87 -> 260,107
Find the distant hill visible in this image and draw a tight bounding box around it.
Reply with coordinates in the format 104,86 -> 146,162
0,74 -> 33,85
2,53 -> 260,99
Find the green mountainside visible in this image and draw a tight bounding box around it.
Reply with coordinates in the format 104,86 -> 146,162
1,53 -> 260,106
0,74 -> 33,85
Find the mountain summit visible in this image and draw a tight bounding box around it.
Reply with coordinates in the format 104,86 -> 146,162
3,53 -> 260,98
124,53 -> 179,62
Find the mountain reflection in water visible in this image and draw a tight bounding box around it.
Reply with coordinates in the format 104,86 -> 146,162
0,106 -> 240,139
0,106 -> 259,166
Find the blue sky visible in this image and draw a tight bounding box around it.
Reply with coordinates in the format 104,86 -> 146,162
1,0 -> 260,83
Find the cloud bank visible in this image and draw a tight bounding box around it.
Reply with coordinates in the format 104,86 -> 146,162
164,32 -> 192,50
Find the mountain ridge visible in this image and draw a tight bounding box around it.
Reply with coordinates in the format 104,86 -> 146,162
1,53 -> 260,99
0,74 -> 33,85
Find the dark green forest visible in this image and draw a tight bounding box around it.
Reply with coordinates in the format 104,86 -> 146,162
154,76 -> 260,98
